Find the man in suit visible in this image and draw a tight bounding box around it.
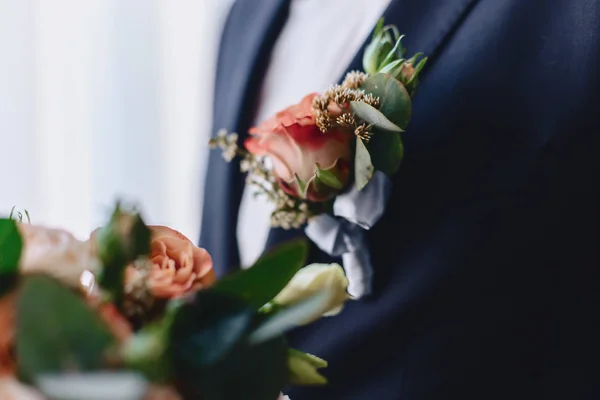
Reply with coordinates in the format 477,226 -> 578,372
201,0 -> 600,398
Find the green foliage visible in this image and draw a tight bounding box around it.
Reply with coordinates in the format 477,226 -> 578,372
315,162 -> 344,190
362,19 -> 406,75
287,349 -> 328,385
350,101 -> 403,133
248,289 -> 334,345
294,173 -> 309,199
360,73 -> 412,130
169,290 -> 287,400
0,218 -> 22,297
94,204 -> 151,304
404,55 -> 428,96
351,73 -> 410,180
367,127 -> 405,176
16,276 -> 115,381
212,239 -> 309,309
121,303 -> 178,383
9,206 -> 31,224
354,138 -> 375,190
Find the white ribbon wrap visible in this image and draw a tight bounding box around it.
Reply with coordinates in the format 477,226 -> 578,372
305,171 -> 392,299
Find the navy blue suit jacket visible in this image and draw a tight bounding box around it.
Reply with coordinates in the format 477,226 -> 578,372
201,0 -> 600,398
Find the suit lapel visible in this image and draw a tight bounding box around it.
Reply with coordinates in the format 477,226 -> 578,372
342,0 -> 480,80
201,0 -> 290,275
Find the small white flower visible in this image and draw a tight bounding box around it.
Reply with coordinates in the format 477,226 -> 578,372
240,159 -> 251,172
222,148 -> 236,162
274,263 -> 350,324
216,129 -> 228,138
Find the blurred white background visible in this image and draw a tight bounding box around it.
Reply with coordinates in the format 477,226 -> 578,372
0,0 -> 234,240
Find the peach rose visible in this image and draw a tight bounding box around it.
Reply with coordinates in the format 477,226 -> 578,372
246,93 -> 353,202
124,226 -> 215,299
0,293 -> 16,377
18,224 -> 100,289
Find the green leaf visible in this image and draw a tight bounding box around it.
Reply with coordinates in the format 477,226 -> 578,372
213,239 -> 309,309
362,20 -> 395,75
169,290 -> 254,372
373,18 -> 384,37
288,349 -> 328,385
378,34 -> 405,70
378,58 -> 405,76
169,290 -> 286,400
405,56 -> 428,95
360,73 -> 412,129
0,219 -> 22,275
16,276 -> 115,381
248,289 -> 333,345
121,302 -> 179,382
179,335 -> 287,400
95,204 -> 151,304
294,173 -> 309,199
366,130 -> 404,176
350,101 -> 403,133
315,163 -> 344,189
354,138 -> 374,191
0,219 -> 22,297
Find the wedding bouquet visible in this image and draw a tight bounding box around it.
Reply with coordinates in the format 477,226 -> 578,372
211,19 -> 426,298
0,206 -> 350,400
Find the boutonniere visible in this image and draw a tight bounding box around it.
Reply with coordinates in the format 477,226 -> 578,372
211,19 -> 427,298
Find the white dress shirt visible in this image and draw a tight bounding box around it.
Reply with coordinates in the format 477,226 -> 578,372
236,0 -> 392,266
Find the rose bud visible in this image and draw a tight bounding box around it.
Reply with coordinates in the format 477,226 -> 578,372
273,263 -> 350,324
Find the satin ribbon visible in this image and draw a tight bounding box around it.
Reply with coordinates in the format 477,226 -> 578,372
305,171 -> 391,298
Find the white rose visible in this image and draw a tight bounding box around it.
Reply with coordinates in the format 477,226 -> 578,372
18,224 -> 100,289
277,394 -> 290,400
274,263 -> 350,324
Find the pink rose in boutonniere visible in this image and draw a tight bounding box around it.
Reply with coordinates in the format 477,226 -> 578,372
246,93 -> 353,202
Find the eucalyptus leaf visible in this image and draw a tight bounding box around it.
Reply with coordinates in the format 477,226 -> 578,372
170,291 -> 286,400
360,73 -> 412,129
177,335 -> 287,400
248,289 -> 332,345
350,101 -> 403,133
354,138 -> 374,191
121,306 -> 177,382
213,239 -> 309,309
366,130 -> 404,176
169,290 -> 254,369
0,218 -> 22,275
315,163 -> 344,189
16,276 -> 115,381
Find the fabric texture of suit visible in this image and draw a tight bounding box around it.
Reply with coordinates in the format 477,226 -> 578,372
200,0 -> 600,398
